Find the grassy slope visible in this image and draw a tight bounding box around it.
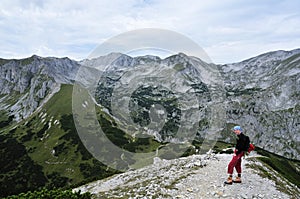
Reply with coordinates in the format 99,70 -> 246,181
0,85 -> 118,197
23,84 -> 84,182
255,148 -> 300,188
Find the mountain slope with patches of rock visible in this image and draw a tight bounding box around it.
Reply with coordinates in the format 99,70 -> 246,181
0,48 -> 299,197
84,49 -> 300,159
0,55 -> 79,121
219,49 -> 300,159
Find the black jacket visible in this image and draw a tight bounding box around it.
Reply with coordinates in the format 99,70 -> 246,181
235,133 -> 249,154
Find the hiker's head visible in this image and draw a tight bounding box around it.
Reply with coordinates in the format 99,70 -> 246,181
233,126 -> 242,135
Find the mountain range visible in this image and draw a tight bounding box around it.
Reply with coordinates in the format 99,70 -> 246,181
0,48 -> 299,197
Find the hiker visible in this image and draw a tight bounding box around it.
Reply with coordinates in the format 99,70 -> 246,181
224,125 -> 250,185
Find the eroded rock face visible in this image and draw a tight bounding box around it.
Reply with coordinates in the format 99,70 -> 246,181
220,49 -> 300,159
0,55 -> 79,120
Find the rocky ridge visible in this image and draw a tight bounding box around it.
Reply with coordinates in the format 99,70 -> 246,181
74,151 -> 299,198
0,55 -> 79,120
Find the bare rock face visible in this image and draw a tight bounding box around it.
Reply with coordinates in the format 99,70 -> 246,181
220,49 -> 300,159
0,55 -> 79,120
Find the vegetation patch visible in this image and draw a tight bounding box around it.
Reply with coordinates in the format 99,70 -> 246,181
256,148 -> 300,188
173,63 -> 185,71
0,58 -> 10,65
20,56 -> 35,66
3,188 -> 92,199
0,111 -> 14,128
226,87 -> 262,96
0,135 -> 47,198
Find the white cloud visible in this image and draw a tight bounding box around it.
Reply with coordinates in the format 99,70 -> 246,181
0,0 -> 300,63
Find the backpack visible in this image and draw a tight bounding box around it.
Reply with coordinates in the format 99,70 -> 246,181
248,143 -> 255,153
244,135 -> 255,153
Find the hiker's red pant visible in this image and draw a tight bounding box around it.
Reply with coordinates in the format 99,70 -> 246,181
227,150 -> 244,174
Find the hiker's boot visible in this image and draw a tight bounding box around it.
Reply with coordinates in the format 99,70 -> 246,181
233,176 -> 242,183
224,176 -> 233,185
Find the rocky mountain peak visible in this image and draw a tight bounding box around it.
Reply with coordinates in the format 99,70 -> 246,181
163,52 -> 190,63
135,55 -> 161,61
0,55 -> 79,120
80,52 -> 132,71
223,48 -> 300,73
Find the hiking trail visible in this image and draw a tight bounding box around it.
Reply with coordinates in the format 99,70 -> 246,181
74,151 -> 299,199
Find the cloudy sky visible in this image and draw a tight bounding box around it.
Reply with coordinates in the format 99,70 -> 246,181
0,0 -> 300,63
